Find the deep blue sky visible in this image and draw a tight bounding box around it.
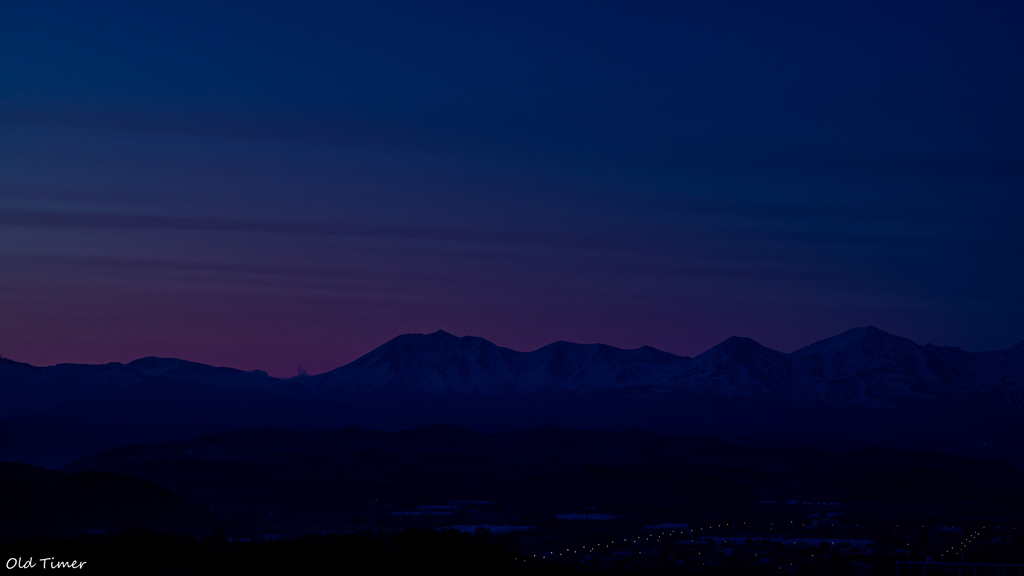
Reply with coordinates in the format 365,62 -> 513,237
2,1 -> 1022,376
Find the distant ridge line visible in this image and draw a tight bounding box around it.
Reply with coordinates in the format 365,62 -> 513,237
2,326 -> 1023,411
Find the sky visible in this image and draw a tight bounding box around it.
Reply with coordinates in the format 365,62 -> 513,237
1,1 -> 1022,377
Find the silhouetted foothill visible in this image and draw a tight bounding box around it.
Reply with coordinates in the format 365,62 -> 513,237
0,461 -> 212,540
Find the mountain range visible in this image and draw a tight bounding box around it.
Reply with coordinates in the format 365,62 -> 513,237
2,326 -> 1022,468
2,326 -> 1023,412
279,326 -> 1024,411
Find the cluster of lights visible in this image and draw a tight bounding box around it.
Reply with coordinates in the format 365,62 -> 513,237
521,517 -> 895,567
941,528 -> 982,560
530,521 -> 765,565
532,528 -> 690,562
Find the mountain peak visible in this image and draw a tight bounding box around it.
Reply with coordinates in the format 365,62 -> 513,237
790,326 -> 907,358
394,330 -> 461,344
127,356 -> 243,374
126,356 -> 189,373
124,356 -> 278,389
700,335 -> 780,357
687,335 -> 792,396
383,331 -> 463,351
720,335 -> 760,347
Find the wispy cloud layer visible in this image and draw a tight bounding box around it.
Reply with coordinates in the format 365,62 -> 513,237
1,2 -> 1021,375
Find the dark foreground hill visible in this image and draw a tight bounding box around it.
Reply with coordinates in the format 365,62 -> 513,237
0,461 -> 212,540
0,527 -> 552,576
7,424 -> 1022,574
62,424 -> 1024,528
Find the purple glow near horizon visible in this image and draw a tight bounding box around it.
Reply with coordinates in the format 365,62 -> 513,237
1,2 -> 1022,377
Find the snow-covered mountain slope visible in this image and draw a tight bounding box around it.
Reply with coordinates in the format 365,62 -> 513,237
274,331 -> 690,397
789,326 -> 963,407
666,336 -> 794,397
967,341 -> 1024,410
